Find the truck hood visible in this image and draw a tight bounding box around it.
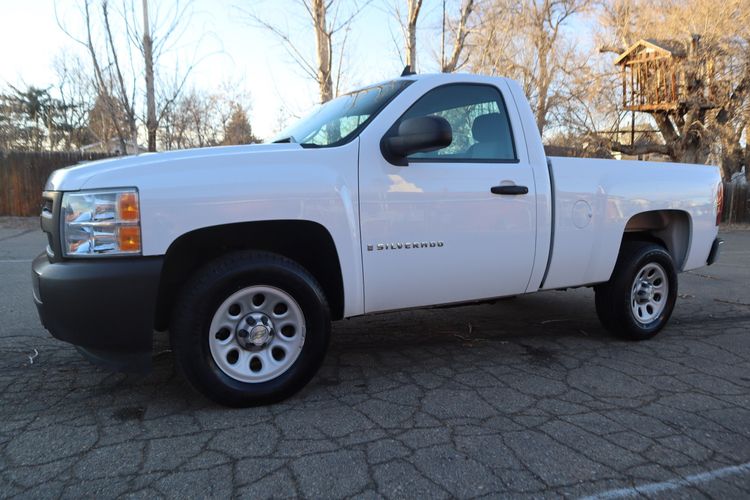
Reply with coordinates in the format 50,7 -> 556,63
45,143 -> 304,191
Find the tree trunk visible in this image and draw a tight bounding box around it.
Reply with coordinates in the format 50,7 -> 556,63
406,0 -> 422,71
83,1 -> 127,155
535,58 -> 550,133
102,1 -> 138,154
143,0 -> 157,152
533,11 -> 551,135
720,140 -> 745,180
312,0 -> 332,103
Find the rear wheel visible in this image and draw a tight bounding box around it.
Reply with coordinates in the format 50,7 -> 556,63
595,241 -> 677,340
170,251 -> 330,407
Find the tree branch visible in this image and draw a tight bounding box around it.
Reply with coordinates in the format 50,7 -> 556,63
443,0 -> 474,73
610,141 -> 671,156
598,45 -> 624,55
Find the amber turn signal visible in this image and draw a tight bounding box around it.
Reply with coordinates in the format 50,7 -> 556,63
118,225 -> 141,252
118,192 -> 140,221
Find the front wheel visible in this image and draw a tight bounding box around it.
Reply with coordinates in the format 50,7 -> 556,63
170,251 -> 330,407
595,242 -> 677,340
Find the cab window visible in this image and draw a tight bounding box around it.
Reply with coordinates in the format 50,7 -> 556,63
398,84 -> 517,162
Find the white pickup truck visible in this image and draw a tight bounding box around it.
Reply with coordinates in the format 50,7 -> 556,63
32,73 -> 724,406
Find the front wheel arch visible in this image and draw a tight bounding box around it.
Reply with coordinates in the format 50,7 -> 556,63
154,220 -> 345,331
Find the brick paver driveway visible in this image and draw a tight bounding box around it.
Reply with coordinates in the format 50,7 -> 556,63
1,219 -> 749,498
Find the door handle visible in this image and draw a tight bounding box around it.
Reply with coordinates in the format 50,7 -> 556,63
491,185 -> 528,195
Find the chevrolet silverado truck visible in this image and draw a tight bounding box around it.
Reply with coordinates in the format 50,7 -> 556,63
32,73 -> 724,407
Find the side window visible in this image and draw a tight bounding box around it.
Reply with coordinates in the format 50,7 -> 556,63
398,84 -> 516,161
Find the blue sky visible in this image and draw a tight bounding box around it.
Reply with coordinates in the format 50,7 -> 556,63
0,0 -> 594,139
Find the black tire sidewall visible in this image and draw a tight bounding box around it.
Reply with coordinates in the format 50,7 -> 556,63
171,252 -> 330,407
610,243 -> 678,339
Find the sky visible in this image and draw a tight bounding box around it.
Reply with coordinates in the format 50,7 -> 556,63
0,0 -> 464,140
0,0 -> 599,142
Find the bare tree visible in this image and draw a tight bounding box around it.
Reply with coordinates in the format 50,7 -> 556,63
124,0 -> 197,152
595,0 -> 750,178
159,83 -> 255,150
82,0 -> 139,153
88,91 -> 131,149
405,0 -> 423,70
470,0 -> 590,135
384,0 -> 424,71
243,0 -> 367,104
57,0 -> 197,153
441,0 -> 475,73
313,0 -> 334,102
159,88 -> 217,149
52,51 -> 98,149
595,0 -> 649,54
0,51 -> 96,152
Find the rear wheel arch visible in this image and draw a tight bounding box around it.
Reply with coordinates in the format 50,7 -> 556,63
621,209 -> 692,271
154,220 -> 345,331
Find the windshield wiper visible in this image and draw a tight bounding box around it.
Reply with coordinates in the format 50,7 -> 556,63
273,135 -> 296,143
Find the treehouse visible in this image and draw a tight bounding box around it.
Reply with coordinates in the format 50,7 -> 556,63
615,37 -> 723,112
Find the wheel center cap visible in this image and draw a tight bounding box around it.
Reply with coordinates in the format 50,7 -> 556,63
636,281 -> 654,303
236,313 -> 274,350
249,325 -> 271,346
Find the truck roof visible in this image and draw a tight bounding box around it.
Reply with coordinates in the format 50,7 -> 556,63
352,72 -> 508,95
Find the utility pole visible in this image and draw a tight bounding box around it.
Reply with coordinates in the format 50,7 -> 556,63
143,0 -> 157,152
441,0 -> 446,72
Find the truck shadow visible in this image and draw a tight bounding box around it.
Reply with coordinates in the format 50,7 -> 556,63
33,289 -> 614,410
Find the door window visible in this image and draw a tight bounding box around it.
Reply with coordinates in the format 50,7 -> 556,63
397,84 -> 517,162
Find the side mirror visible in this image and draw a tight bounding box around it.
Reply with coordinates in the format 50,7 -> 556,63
380,116 -> 452,166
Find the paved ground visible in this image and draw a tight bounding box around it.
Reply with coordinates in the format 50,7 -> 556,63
1,219 -> 749,499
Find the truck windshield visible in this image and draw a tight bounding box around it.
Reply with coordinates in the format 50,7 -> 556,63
271,80 -> 412,147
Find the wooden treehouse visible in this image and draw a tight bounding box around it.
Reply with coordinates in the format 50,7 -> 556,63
615,37 -> 725,113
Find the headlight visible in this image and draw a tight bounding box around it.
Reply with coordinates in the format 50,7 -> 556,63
61,189 -> 142,257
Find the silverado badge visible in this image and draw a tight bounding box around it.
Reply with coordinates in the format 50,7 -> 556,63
367,241 -> 445,251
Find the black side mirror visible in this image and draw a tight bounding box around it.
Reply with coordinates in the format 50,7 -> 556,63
380,116 -> 452,166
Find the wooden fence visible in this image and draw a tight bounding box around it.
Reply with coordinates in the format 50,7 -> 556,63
722,181 -> 750,224
0,151 -> 113,216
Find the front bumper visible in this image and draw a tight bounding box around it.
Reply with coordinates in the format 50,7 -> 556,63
32,253 -> 163,372
707,237 -> 723,266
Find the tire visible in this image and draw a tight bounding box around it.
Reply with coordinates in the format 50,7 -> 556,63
170,251 -> 330,407
594,241 -> 677,340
